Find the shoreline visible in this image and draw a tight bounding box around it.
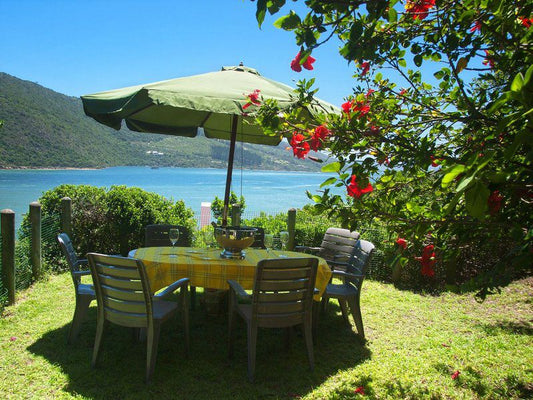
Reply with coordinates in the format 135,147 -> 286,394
0,165 -> 324,174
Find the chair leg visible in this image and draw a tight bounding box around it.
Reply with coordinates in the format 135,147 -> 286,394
312,301 -> 320,342
68,295 -> 92,344
228,291 -> 237,359
182,288 -> 190,356
338,299 -> 350,324
320,297 -> 328,313
303,319 -> 315,370
190,286 -> 196,310
91,316 -> 105,368
348,296 -> 365,339
146,322 -> 161,383
247,322 -> 258,383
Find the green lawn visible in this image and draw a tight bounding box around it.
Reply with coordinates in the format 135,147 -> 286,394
1,273 -> 531,399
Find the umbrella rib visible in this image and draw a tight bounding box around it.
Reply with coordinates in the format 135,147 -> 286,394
199,112 -> 212,127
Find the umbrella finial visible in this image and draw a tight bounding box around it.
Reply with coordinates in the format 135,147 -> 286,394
239,61 -> 243,66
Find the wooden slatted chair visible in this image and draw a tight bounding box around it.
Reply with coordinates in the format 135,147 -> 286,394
57,233 -> 96,344
145,223 -> 199,308
228,257 -> 318,382
87,253 -> 190,383
295,227 -> 360,266
144,224 -> 191,247
321,240 -> 375,339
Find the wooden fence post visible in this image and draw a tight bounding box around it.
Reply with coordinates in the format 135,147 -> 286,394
30,202 -> 42,280
287,208 -> 296,251
60,197 -> 72,236
1,209 -> 16,305
231,204 -> 241,227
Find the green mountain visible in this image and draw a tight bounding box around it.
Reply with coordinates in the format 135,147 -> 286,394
0,72 -> 323,171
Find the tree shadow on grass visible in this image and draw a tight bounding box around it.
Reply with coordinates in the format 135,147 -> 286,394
28,303 -> 371,399
479,320 -> 533,336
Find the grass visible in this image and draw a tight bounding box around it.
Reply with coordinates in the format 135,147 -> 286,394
0,274 -> 532,399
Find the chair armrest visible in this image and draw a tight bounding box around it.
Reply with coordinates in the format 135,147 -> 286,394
72,270 -> 91,277
154,278 -> 190,300
227,280 -> 251,301
333,254 -> 350,261
294,246 -> 321,255
332,270 -> 364,280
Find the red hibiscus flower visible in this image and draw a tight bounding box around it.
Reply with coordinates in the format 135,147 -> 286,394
406,0 -> 436,21
291,52 -> 316,72
366,89 -> 375,97
290,132 -> 310,159
242,89 -> 261,110
396,237 -> 408,250
416,244 -> 436,277
469,20 -> 482,33
353,101 -> 370,116
310,125 -> 330,151
430,155 -> 443,167
354,386 -> 365,395
488,190 -> 503,215
519,17 -> 533,28
368,125 -> 380,136
314,125 -> 330,140
399,88 -> 408,96
451,370 -> 461,380
360,61 -> 370,75
342,100 -> 353,114
482,50 -> 495,68
347,175 -> 374,198
421,264 -> 435,277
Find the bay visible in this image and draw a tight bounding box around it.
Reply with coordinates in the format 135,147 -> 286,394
0,166 -> 332,225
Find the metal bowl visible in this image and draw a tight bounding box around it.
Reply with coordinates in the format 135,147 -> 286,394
214,226 -> 256,259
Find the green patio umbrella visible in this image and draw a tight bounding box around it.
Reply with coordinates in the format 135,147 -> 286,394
81,65 -> 337,225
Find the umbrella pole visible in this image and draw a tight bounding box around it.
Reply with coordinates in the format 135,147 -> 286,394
222,115 -> 239,226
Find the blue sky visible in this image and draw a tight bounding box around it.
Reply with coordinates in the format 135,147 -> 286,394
0,0 -> 357,105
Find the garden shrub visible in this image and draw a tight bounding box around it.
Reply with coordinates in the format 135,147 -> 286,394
22,184 -> 195,273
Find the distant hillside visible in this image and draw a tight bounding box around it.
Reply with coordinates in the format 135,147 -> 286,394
0,72 -> 324,171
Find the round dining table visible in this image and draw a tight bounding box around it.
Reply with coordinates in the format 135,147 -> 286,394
128,246 -> 332,301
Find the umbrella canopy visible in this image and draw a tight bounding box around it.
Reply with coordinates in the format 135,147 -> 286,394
81,65 -> 337,224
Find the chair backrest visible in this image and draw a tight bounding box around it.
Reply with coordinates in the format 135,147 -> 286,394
252,257 -> 318,328
87,253 -> 152,328
344,240 -> 375,288
145,224 -> 190,247
57,232 -> 83,288
319,228 -> 361,261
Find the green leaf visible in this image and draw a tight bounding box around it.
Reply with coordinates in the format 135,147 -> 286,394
511,72 -> 524,92
465,182 -> 490,219
442,165 -> 466,188
256,0 -> 267,27
413,54 -> 423,67
456,57 -> 468,73
320,177 -> 337,188
398,59 -> 407,68
380,174 -> 393,183
321,162 -> 341,173
388,7 -> 397,22
456,175 -> 475,193
273,11 -> 301,30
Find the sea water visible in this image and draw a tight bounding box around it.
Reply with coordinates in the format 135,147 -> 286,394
0,166 -> 334,224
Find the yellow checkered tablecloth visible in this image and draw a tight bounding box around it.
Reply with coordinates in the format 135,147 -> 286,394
129,247 -> 332,300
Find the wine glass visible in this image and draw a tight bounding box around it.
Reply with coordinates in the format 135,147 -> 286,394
264,234 -> 273,255
169,228 -> 179,257
279,231 -> 289,251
